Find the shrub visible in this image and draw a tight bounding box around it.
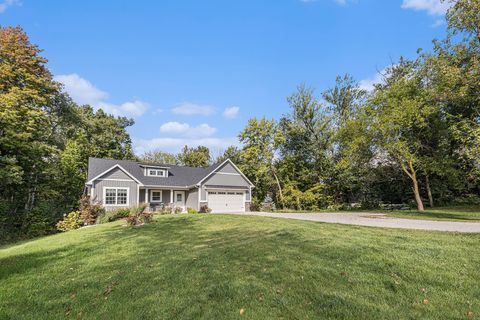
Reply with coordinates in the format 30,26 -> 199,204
261,195 -> 276,212
56,211 -> 83,232
174,207 -> 183,214
282,183 -> 334,211
159,205 -> 173,215
132,203 -> 148,215
114,208 -> 131,218
139,211 -> 153,223
187,207 -> 198,214
249,202 -> 261,212
199,205 -> 212,213
79,196 -> 105,225
126,204 -> 152,226
96,207 -> 133,224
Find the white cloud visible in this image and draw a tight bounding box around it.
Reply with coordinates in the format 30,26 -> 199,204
190,123 -> 217,137
0,0 -> 20,13
171,102 -> 216,116
54,73 -> 148,117
160,121 -> 190,134
223,106 -> 240,119
134,137 -> 237,154
159,121 -> 217,138
54,74 -> 107,105
97,100 -> 149,117
401,0 -> 451,16
359,67 -> 390,91
431,18 -> 445,27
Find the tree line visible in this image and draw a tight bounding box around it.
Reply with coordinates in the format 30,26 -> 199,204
1,0 -> 479,242
162,1 -> 479,213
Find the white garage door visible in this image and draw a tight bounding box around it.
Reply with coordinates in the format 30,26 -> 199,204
208,191 -> 245,213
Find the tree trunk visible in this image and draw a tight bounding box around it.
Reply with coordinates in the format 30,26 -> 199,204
271,167 -> 284,208
425,175 -> 434,208
400,160 -> 424,211
409,161 -> 424,211
411,174 -> 424,211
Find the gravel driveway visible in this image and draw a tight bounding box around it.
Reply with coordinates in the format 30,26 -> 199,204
223,211 -> 480,233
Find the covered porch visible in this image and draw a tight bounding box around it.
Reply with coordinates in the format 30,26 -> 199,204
140,187 -> 190,212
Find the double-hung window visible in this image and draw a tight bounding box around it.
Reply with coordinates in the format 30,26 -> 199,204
151,191 -> 162,202
104,187 -> 129,205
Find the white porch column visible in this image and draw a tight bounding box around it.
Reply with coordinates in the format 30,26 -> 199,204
146,188 -> 149,203
170,189 -> 173,204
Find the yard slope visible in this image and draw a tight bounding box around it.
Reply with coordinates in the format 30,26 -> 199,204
1,214 -> 479,319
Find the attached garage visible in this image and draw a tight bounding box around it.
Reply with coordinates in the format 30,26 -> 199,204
207,190 -> 245,213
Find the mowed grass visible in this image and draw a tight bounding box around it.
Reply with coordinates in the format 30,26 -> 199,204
1,215 -> 479,319
385,205 -> 480,222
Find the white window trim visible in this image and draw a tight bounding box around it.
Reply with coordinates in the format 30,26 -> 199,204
174,190 -> 185,209
146,168 -> 168,177
102,187 -> 130,206
149,189 -> 163,203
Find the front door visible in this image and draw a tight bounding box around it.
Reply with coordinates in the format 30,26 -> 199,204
174,191 -> 185,212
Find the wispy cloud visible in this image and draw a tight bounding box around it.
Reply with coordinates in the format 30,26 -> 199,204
0,0 -> 20,13
171,102 -> 216,116
54,74 -> 107,106
401,0 -> 451,16
134,137 -> 237,154
223,106 -> 240,119
359,67 -> 390,91
97,101 -> 149,117
159,121 -> 217,138
54,73 -> 148,117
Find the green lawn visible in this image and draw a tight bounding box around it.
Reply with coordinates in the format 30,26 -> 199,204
385,206 -> 480,222
1,214 -> 479,319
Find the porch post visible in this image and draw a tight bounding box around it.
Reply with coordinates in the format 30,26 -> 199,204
146,188 -> 149,203
170,189 -> 173,204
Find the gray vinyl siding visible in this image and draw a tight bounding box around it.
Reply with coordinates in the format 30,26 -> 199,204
139,189 -> 146,203
98,167 -> 132,180
163,190 -> 171,204
246,189 -> 251,201
92,179 -> 138,209
186,188 -> 199,210
202,173 -> 250,187
217,162 -> 238,174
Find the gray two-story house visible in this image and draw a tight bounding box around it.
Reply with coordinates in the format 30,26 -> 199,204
85,157 -> 254,213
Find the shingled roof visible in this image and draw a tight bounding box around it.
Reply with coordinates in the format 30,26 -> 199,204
86,157 -> 223,187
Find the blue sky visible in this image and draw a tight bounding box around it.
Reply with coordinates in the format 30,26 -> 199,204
1,0 -> 449,155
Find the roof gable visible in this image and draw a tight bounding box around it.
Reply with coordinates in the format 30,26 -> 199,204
86,163 -> 142,185
196,159 -> 254,187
